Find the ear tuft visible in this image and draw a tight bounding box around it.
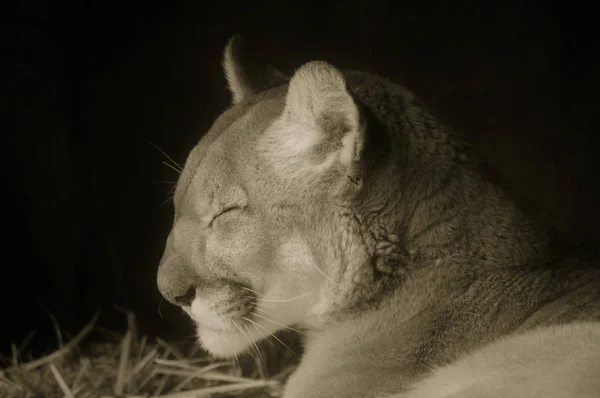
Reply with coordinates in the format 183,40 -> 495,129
222,35 -> 288,104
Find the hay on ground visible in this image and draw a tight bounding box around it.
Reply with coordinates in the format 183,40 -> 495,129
1,311 -> 300,398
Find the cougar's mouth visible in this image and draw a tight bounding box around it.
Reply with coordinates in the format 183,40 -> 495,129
183,297 -> 255,333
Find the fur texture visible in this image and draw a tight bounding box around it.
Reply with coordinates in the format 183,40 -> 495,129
157,36 -> 600,397
395,322 -> 600,398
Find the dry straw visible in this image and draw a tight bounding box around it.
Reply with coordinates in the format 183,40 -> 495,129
1,310 -> 299,398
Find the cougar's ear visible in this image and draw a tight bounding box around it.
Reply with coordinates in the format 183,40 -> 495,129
275,61 -> 365,168
223,35 -> 288,104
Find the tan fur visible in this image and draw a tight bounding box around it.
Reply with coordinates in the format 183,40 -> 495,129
157,36 -> 600,397
392,322 -> 600,398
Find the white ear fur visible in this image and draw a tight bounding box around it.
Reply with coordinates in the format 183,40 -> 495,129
222,36 -> 288,104
278,61 -> 364,167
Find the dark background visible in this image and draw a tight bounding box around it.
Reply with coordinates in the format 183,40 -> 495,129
2,0 -> 599,355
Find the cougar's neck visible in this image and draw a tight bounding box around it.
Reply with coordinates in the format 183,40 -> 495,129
399,155 -> 558,274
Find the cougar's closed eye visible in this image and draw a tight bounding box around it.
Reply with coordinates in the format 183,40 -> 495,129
209,206 -> 241,226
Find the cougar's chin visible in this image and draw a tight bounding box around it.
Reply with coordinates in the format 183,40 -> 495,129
183,302 -> 255,357
196,323 -> 252,358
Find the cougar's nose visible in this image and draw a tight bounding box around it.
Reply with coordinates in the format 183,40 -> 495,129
157,253 -> 197,307
168,285 -> 196,307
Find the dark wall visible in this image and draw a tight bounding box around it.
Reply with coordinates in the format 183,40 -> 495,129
2,0 -> 598,354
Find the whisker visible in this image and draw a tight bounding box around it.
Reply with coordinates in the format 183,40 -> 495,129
244,317 -> 296,356
159,184 -> 177,207
242,287 -> 313,303
246,318 -> 275,347
162,160 -> 182,174
147,140 -> 183,171
232,320 -> 263,364
241,286 -> 263,296
259,292 -> 313,303
157,298 -> 164,318
243,323 -> 265,366
307,260 -> 339,286
254,307 -> 285,320
159,194 -> 175,207
232,319 -> 248,341
251,312 -> 303,335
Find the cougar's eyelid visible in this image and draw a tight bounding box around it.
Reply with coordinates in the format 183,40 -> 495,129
208,205 -> 241,227
219,205 -> 240,216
